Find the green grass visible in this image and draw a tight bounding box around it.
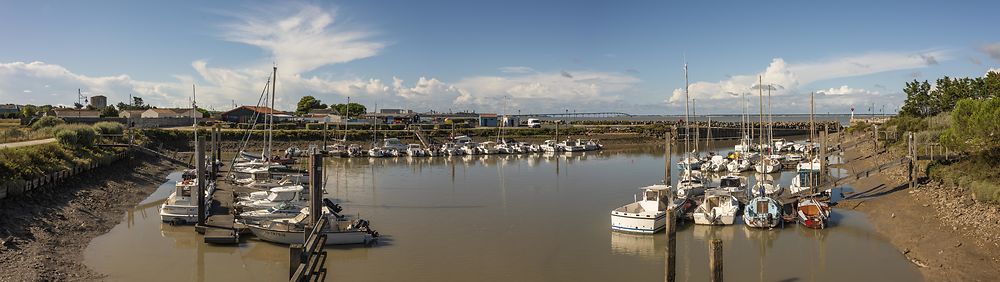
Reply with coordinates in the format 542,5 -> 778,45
0,143 -> 124,183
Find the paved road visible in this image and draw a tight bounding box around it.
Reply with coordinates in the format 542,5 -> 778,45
0,138 -> 56,149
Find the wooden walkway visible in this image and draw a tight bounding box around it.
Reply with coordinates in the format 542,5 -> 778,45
196,167 -> 243,244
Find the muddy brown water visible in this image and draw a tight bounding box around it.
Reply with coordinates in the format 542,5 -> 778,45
84,140 -> 920,281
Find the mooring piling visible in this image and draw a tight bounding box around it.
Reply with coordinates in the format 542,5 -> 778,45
709,239 -> 723,282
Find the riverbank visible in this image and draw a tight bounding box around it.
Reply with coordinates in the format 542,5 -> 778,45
0,153 -> 180,281
835,131 -> 1000,281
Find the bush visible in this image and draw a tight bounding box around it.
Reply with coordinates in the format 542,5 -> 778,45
31,116 -> 65,129
53,124 -> 98,147
93,121 -> 125,135
55,128 -> 79,147
971,181 -> 1000,204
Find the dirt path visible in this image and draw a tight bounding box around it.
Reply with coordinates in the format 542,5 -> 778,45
0,138 -> 55,149
0,153 -> 180,281
835,132 -> 1000,281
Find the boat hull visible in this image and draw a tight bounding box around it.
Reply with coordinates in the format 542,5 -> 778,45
248,225 -> 372,245
610,211 -> 666,234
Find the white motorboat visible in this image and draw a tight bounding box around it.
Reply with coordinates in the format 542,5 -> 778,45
705,155 -> 729,172
754,157 -> 782,174
693,189 -> 740,225
381,138 -> 408,152
386,148 -> 403,157
462,142 -> 480,155
560,139 -> 586,152
676,155 -> 702,171
540,140 -> 562,152
719,174 -> 746,194
159,179 -> 213,224
368,147 -> 385,158
785,153 -> 804,163
346,144 -> 364,157
478,141 -> 500,154
441,143 -> 463,156
238,203 -> 307,224
406,144 -> 426,157
237,185 -> 308,210
247,208 -> 377,245
584,139 -> 602,151
726,157 -> 753,173
610,185 -> 672,233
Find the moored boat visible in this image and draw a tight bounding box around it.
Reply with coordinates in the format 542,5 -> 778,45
796,198 -> 831,229
610,185 -> 672,234
692,189 -> 740,225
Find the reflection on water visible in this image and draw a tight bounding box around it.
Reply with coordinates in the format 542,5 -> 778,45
84,140 -> 918,282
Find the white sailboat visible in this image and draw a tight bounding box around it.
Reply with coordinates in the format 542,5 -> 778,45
247,209 -> 377,245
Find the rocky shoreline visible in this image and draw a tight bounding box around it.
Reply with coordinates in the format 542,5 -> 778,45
837,132 -> 1000,281
0,153 -> 180,281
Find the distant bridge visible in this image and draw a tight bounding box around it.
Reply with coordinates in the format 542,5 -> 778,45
510,112 -> 633,118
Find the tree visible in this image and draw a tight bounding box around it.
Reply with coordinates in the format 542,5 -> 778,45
295,96 -> 327,115
133,97 -> 145,108
900,80 -> 933,117
73,103 -> 83,109
941,97 -> 1000,150
196,107 -> 211,118
330,102 -> 367,117
20,105 -> 38,118
100,105 -> 120,117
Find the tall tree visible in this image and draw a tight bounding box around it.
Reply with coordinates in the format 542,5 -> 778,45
900,80 -> 933,117
100,105 -> 120,117
295,96 -> 327,115
330,103 -> 367,117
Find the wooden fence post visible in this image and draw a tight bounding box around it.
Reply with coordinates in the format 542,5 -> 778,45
664,209 -> 676,282
709,239 -> 723,282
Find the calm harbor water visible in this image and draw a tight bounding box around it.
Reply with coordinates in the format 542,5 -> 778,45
84,140 -> 919,281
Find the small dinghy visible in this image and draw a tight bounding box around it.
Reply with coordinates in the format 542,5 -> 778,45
796,198 -> 831,229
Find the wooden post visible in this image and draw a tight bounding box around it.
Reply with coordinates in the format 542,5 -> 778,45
819,126 -> 828,192
196,139 -> 206,226
709,239 -> 723,282
289,244 -> 303,278
308,154 -> 324,229
209,127 -> 217,177
908,132 -> 915,190
665,132 -> 672,185
664,209 -> 676,282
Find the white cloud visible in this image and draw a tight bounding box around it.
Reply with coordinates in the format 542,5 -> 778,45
982,43 -> 1000,63
815,85 -> 879,96
667,51 -> 949,113
219,4 -> 385,75
452,70 -> 639,112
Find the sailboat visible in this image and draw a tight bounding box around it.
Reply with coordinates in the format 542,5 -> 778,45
160,85 -> 213,224
754,80 -> 782,174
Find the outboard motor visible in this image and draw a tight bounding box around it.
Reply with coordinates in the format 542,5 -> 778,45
322,198 -> 343,213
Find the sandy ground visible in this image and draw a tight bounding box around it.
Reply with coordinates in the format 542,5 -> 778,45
835,132 -> 1000,281
0,153 -> 180,282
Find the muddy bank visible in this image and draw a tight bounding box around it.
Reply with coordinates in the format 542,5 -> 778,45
836,132 -> 1000,281
0,153 -> 180,281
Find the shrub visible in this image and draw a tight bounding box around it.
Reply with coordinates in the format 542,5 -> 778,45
55,128 -> 79,147
93,121 -> 124,135
971,181 -> 1000,204
53,124 -> 98,147
31,116 -> 65,129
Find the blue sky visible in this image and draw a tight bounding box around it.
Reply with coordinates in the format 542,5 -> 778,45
1,0 -> 998,114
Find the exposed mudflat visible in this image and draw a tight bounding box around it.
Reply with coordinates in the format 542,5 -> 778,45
0,154 -> 179,281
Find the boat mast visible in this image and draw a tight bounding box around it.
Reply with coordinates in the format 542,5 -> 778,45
268,66 -> 277,159
693,99 -> 698,154
343,96 -> 350,142
192,84 -> 198,144
758,76 -> 764,159
683,63 -> 690,161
